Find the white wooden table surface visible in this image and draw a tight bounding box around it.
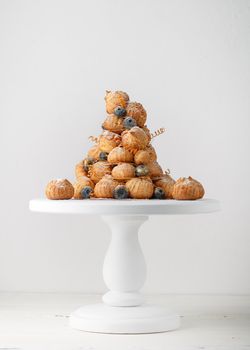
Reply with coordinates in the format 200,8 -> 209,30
0,293 -> 249,350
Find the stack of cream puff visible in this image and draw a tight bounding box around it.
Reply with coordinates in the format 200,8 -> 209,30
45,91 -> 205,200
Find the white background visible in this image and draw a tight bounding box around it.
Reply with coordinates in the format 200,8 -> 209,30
0,0 -> 249,294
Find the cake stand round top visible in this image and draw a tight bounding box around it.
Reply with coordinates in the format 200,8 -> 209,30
29,198 -> 220,215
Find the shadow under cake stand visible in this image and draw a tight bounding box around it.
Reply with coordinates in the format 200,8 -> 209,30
29,198 -> 220,334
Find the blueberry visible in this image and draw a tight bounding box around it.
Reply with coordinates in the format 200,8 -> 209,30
113,185 -> 129,199
81,186 -> 93,199
123,117 -> 137,129
114,106 -> 126,117
99,151 -> 108,161
153,187 -> 166,199
135,165 -> 149,177
83,157 -> 95,172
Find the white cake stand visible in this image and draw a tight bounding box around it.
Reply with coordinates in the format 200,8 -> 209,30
29,198 -> 220,334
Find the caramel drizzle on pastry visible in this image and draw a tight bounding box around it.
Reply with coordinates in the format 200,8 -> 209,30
88,136 -> 99,143
150,128 -> 166,139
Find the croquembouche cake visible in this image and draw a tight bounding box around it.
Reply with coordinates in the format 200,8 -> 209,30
45,91 -> 205,200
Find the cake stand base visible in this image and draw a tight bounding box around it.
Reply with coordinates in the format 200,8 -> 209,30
69,303 -> 180,334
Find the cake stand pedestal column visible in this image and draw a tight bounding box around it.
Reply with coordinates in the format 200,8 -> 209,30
102,215 -> 147,307
69,214 -> 180,333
